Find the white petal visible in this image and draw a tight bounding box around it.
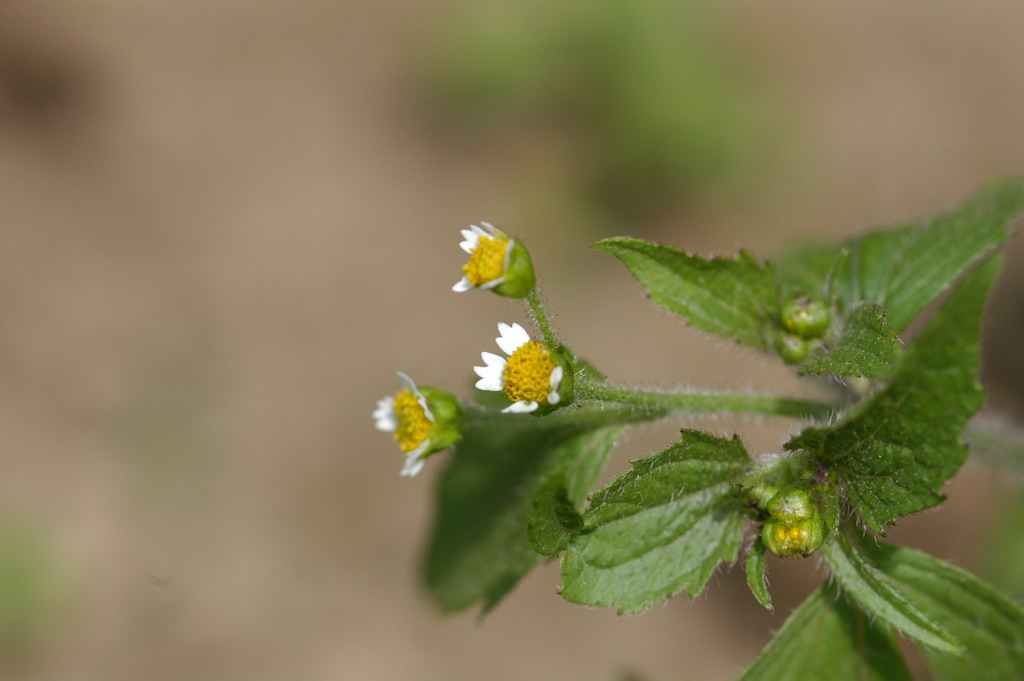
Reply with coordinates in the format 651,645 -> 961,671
459,228 -> 479,253
397,371 -> 416,391
502,237 -> 514,270
452,277 -> 473,292
473,352 -> 506,390
475,378 -> 502,391
409,438 -> 430,458
495,322 -> 531,356
396,371 -> 433,421
400,450 -> 428,477
502,400 -> 538,414
479,221 -> 507,239
479,276 -> 505,290
547,365 -> 563,406
372,397 -> 397,432
478,351 -> 506,370
470,224 -> 488,236
420,397 -> 434,422
460,229 -> 480,253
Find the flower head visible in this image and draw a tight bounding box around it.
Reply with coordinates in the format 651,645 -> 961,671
474,322 -> 573,414
760,485 -> 825,558
373,372 -> 462,476
452,223 -> 536,298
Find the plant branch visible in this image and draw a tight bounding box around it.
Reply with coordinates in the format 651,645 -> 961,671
574,379 -> 835,420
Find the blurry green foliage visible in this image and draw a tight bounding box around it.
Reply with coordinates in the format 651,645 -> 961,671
982,493 -> 1024,599
965,419 -> 1024,599
0,525 -> 51,655
425,0 -> 760,218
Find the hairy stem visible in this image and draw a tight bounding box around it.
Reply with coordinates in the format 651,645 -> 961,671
526,288 -> 559,347
462,402 -> 671,429
575,380 -> 834,420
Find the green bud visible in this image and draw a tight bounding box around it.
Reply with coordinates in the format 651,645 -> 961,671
775,333 -> 820,364
761,485 -> 825,558
781,294 -> 831,338
747,480 -> 780,511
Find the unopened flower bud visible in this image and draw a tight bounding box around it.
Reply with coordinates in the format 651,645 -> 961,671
775,333 -> 821,365
761,485 -> 825,558
780,294 -> 831,339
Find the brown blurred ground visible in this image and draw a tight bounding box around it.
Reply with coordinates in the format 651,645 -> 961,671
0,1 -> 1022,680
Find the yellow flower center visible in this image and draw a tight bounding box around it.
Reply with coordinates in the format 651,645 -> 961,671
462,235 -> 509,287
392,389 -> 432,453
502,342 -> 556,405
772,524 -> 808,551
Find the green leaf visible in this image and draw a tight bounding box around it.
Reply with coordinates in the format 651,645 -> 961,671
592,237 -> 778,349
812,475 -> 841,538
801,303 -> 902,379
778,178 -> 1023,333
737,585 -> 913,681
528,471 -> 584,557
423,412 -> 623,614
864,542 -> 1024,681
821,530 -> 961,653
560,430 -> 749,613
745,537 -> 772,610
785,256 -> 999,533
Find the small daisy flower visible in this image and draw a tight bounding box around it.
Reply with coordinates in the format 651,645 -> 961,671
452,222 -> 536,298
474,322 -> 573,414
373,372 -> 462,477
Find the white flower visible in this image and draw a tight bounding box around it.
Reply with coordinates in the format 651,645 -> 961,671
373,371 -> 435,477
452,222 -> 513,292
474,322 -> 564,414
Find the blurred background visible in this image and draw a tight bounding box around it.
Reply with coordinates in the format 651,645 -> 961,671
0,0 -> 1022,679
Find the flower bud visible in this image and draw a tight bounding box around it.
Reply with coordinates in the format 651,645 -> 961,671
747,480 -> 780,511
761,485 -> 825,558
780,294 -> 831,339
774,333 -> 820,365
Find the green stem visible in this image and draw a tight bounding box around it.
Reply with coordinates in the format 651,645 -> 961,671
462,402 -> 671,430
526,288 -> 559,347
575,379 -> 834,420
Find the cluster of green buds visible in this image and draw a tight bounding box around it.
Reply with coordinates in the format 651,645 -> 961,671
775,293 -> 832,364
760,484 -> 826,558
374,223 -> 572,475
